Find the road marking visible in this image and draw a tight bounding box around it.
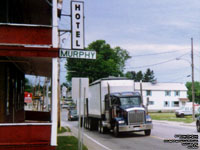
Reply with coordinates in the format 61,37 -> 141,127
151,136 -> 164,140
83,133 -> 112,150
72,126 -> 112,150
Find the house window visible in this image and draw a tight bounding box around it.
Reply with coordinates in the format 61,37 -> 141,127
172,101 -> 179,107
149,101 -> 154,105
164,101 -> 170,107
174,91 -> 180,96
146,90 -> 152,96
165,91 -> 171,96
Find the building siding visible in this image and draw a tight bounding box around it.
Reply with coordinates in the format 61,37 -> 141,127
135,82 -> 188,112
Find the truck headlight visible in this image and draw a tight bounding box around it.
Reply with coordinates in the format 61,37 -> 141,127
118,120 -> 125,124
146,118 -> 152,122
146,115 -> 152,122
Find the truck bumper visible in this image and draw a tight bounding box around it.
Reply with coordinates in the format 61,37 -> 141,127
118,123 -> 153,132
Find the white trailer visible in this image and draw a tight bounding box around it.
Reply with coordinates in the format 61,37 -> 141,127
88,78 -> 135,117
82,77 -> 153,137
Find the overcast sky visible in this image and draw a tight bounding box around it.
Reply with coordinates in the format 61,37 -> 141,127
59,0 -> 200,83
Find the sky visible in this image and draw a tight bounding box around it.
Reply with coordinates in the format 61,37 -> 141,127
59,0 -> 200,84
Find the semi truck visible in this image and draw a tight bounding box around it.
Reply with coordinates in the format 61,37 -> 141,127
81,77 -> 153,137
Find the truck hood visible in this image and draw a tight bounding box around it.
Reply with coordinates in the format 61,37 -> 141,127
120,106 -> 145,112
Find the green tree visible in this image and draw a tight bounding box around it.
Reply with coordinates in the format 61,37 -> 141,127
66,40 -> 131,83
136,71 -> 143,81
143,68 -> 155,82
125,68 -> 155,82
186,82 -> 200,104
25,78 -> 32,92
125,71 -> 136,79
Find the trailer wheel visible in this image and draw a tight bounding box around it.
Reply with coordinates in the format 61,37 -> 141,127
86,118 -> 89,129
113,122 -> 119,137
144,130 -> 151,136
88,118 -> 93,131
98,120 -> 101,133
84,118 -> 87,129
100,122 -> 106,134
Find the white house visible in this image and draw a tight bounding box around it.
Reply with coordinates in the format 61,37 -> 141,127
135,82 -> 189,112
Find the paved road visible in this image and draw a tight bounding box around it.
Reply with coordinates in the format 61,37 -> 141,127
61,109 -> 199,150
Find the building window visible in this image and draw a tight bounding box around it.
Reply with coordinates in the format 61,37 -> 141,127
0,0 -> 52,25
164,101 -> 170,107
149,101 -> 154,105
165,91 -> 171,96
6,68 -> 10,115
146,90 -> 152,96
172,101 -> 179,107
174,91 -> 180,96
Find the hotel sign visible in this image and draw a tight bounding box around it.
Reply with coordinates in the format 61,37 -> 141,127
60,49 -> 96,59
71,1 -> 84,49
60,1 -> 96,60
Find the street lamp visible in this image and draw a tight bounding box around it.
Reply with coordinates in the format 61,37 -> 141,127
175,38 -> 195,121
176,57 -> 195,121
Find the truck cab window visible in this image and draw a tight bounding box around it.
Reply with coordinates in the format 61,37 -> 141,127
111,97 -> 120,106
120,97 -> 140,107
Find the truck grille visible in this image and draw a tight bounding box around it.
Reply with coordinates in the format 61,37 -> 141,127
128,110 -> 145,125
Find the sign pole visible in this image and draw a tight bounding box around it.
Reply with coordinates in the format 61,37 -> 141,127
78,78 -> 82,150
80,87 -> 86,150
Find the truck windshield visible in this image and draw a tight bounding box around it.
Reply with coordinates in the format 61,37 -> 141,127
120,97 -> 141,107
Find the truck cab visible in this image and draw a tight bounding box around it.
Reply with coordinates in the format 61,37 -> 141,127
104,92 -> 153,136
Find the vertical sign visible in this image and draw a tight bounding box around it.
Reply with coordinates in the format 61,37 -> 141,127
71,1 -> 84,50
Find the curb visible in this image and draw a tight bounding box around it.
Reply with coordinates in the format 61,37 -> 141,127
152,120 -> 196,127
57,131 -> 72,136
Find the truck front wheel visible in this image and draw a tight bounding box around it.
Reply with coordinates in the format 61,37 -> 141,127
113,123 -> 119,137
144,130 -> 151,136
98,120 -> 106,133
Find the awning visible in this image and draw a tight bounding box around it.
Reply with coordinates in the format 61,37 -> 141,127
179,98 -> 189,102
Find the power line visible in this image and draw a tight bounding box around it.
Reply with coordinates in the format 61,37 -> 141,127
156,66 -> 190,77
125,52 -> 190,69
131,49 -> 188,57
166,74 -> 191,82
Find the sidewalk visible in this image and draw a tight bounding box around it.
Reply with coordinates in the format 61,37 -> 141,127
58,126 -> 108,150
152,120 -> 196,127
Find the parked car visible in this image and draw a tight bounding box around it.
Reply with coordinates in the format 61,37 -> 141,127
68,109 -> 78,121
63,99 -> 72,105
68,103 -> 76,110
176,105 -> 200,118
62,99 -> 74,109
62,104 -> 70,109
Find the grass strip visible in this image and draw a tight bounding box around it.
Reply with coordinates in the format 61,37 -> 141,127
149,113 -> 194,123
58,127 -> 69,134
57,136 -> 88,150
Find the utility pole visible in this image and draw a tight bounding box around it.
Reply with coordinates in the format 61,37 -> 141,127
57,58 -> 61,129
191,38 -> 195,121
140,80 -> 143,105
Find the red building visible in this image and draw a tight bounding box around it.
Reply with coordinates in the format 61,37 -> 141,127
0,0 -> 62,149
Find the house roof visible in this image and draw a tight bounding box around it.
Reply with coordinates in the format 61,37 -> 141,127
135,82 -> 188,91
